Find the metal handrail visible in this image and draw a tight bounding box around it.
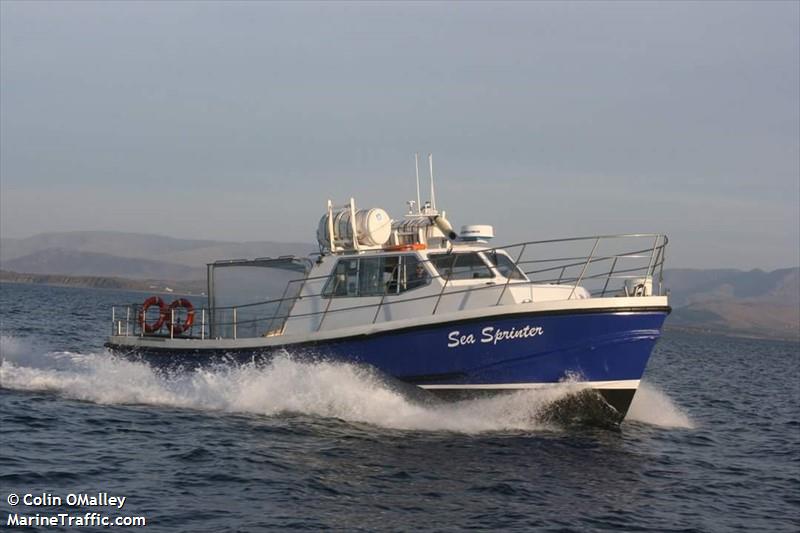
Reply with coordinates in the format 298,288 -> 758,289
110,238 -> 667,311
112,233 -> 668,340
495,243 -> 527,306
532,263 -> 665,285
568,237 -> 600,299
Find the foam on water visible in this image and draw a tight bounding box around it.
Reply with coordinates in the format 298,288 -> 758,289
0,335 -> 692,432
627,381 -> 695,428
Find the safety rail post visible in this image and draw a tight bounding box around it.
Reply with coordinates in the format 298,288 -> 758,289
658,237 -> 667,295
642,235 -> 660,296
201,308 -> 206,340
557,266 -> 566,284
207,264 -> 215,338
372,291 -> 388,324
373,262 -> 401,324
650,244 -> 661,295
232,308 -> 237,340
267,282 -> 292,333
125,307 -> 130,336
495,244 -> 526,306
317,275 -> 341,331
138,305 -> 144,338
646,235 -> 659,278
432,254 -> 458,315
111,307 -> 116,336
170,309 -> 175,339
568,237 -> 600,299
600,257 -> 619,297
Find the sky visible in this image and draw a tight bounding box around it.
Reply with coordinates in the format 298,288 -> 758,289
1,1 -> 798,270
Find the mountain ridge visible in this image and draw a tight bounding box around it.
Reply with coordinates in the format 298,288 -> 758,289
0,231 -> 314,267
1,248 -> 207,280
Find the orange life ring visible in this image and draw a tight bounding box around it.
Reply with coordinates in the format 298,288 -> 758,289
167,298 -> 195,335
383,243 -> 427,252
138,296 -> 167,334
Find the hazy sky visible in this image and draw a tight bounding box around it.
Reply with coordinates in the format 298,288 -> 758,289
1,1 -> 798,269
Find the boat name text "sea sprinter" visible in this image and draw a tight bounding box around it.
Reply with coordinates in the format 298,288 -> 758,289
447,325 -> 544,348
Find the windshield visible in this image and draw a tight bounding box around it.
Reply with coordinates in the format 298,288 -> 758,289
484,251 -> 527,280
429,252 -> 494,280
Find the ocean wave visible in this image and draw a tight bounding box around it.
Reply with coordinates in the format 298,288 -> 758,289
0,335 -> 692,432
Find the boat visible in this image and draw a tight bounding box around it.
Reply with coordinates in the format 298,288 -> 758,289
105,156 -> 670,419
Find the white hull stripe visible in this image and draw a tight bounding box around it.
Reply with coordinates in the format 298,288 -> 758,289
418,379 -> 640,390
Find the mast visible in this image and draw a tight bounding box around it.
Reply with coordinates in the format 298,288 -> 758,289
428,153 -> 436,212
414,153 -> 421,214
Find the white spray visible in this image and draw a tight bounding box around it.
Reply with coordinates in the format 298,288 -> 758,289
0,336 -> 693,432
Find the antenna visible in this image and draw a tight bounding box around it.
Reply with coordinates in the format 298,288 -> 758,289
414,153 -> 421,214
428,153 -> 436,211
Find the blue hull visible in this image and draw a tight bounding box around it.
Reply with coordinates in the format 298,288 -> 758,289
109,307 -> 668,391
310,309 -> 668,387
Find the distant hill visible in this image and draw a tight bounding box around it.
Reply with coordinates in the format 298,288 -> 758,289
1,231 -> 313,263
0,231 -> 224,262
0,231 -> 314,278
0,270 -> 206,295
662,268 -> 799,340
1,249 -> 206,280
663,268 -> 799,307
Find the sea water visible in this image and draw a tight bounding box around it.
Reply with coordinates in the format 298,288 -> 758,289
1,283 -> 798,531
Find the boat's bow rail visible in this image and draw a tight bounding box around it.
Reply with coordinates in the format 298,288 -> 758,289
109,233 -> 667,340
511,233 -> 668,297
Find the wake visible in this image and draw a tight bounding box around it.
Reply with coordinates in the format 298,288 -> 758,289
0,335 -> 693,432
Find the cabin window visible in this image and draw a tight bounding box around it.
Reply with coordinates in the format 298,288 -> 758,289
327,258 -> 359,297
403,255 -> 430,291
429,252 -> 494,280
484,251 -> 527,280
324,255 -> 429,297
358,257 -> 381,296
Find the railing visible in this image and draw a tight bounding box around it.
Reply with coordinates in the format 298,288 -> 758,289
509,233 -> 668,297
110,233 -> 667,340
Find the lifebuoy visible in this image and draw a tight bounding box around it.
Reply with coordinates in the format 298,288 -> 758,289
138,296 -> 167,334
167,298 -> 195,335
